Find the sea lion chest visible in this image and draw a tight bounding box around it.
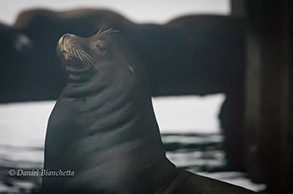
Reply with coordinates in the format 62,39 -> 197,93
45,95 -> 163,194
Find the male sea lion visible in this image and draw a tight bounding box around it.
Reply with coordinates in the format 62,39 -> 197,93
7,8 -> 246,172
0,9 -> 245,171
42,30 -> 254,194
12,8 -> 246,171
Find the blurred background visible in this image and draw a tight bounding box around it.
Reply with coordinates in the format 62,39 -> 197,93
0,0 -> 291,193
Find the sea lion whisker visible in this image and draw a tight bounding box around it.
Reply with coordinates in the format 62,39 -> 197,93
79,50 -> 99,71
73,48 -> 84,62
70,48 -> 87,65
78,50 -> 91,61
84,55 -> 97,68
77,50 -> 89,65
80,50 -> 95,63
76,50 -> 85,63
72,49 -> 79,59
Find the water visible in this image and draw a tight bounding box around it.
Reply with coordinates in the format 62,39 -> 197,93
0,101 -> 265,193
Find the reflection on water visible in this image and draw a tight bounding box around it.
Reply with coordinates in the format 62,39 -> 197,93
163,133 -> 224,170
0,101 -> 265,193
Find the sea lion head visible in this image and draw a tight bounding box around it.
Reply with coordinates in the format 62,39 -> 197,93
13,33 -> 33,54
57,28 -> 136,83
57,28 -> 142,98
0,23 -> 32,56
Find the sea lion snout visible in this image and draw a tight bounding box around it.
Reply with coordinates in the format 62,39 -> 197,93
57,29 -> 120,75
57,33 -> 81,61
57,32 -> 102,80
58,33 -> 77,45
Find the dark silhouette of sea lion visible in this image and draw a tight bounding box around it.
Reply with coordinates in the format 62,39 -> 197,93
12,9 -> 245,98
42,30 -> 254,194
0,22 -> 32,55
163,16 -> 246,171
0,22 -> 33,102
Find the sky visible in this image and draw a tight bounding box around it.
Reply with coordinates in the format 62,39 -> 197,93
0,0 -> 230,24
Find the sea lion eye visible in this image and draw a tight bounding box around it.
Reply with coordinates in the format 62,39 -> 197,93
95,41 -> 107,55
96,44 -> 106,51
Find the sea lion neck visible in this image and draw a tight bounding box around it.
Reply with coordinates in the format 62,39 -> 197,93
62,57 -> 136,98
59,71 -> 176,193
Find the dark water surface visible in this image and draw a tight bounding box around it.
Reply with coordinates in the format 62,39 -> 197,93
0,133 -> 266,193
0,133 -> 223,193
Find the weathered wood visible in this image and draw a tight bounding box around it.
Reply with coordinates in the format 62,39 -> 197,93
242,0 -> 292,193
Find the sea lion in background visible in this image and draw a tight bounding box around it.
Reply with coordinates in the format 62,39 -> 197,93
11,9 -> 246,170
13,8 -> 245,98
0,22 -> 32,55
0,22 -> 33,102
42,30 -> 254,194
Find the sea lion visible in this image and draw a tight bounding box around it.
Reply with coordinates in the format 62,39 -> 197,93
12,8 -> 246,171
42,30 -> 255,194
0,22 -> 33,102
0,22 -> 32,55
